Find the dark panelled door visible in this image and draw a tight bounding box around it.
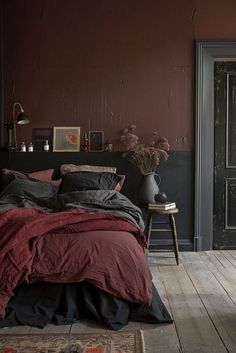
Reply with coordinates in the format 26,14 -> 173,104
214,61 -> 236,249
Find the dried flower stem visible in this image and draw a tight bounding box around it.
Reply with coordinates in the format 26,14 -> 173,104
123,138 -> 170,175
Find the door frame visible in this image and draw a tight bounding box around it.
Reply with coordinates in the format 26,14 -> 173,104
195,41 -> 236,251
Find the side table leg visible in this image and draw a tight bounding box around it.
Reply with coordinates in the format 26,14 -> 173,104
146,213 -> 153,251
169,213 -> 180,265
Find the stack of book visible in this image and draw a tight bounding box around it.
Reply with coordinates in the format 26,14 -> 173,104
148,202 -> 176,211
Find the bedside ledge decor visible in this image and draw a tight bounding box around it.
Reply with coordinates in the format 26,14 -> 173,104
123,131 -> 170,204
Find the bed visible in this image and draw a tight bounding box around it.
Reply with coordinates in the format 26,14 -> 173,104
0,165 -> 173,330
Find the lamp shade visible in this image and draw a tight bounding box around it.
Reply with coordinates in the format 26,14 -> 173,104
17,111 -> 30,125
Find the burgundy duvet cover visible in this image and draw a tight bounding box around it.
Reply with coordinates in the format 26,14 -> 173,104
0,207 -> 152,320
0,171 -> 167,327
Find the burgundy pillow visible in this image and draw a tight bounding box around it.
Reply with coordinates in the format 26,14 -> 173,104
28,169 -> 54,180
1,168 -> 61,188
28,170 -> 61,187
115,174 -> 126,192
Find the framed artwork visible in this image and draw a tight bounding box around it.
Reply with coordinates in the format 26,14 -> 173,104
53,126 -> 80,152
32,128 -> 53,151
89,131 -> 104,152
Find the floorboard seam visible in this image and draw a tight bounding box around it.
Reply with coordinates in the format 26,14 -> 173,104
156,264 -> 184,353
199,253 -> 234,296
181,255 -> 231,353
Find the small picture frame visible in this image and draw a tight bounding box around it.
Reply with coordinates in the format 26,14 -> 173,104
53,126 -> 81,152
32,128 -> 53,151
89,131 -> 104,152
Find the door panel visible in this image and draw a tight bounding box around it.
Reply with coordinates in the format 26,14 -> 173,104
214,61 -> 236,249
226,72 -> 236,167
225,178 -> 236,229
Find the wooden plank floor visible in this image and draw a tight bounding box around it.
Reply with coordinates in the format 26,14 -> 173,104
0,251 -> 236,353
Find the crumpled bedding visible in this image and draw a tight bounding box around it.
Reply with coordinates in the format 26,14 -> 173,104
0,175 -> 152,320
0,174 -> 145,230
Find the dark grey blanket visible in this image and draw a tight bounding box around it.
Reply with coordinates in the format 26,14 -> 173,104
0,175 -> 144,231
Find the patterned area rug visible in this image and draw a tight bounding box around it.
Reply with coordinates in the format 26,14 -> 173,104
0,330 -> 145,353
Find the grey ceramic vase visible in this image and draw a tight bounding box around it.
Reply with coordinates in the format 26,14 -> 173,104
138,172 -> 160,205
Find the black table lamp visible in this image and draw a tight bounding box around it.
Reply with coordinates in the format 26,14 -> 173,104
5,102 -> 30,150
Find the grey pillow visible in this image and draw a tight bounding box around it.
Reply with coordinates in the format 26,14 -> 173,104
0,176 -> 57,199
58,171 -> 122,193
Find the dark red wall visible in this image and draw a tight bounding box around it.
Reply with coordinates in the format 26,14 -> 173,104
3,0 -> 236,150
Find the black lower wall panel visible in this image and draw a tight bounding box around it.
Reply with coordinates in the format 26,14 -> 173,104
0,150 -> 194,250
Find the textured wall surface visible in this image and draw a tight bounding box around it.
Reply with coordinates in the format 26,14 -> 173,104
2,0 -> 236,150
